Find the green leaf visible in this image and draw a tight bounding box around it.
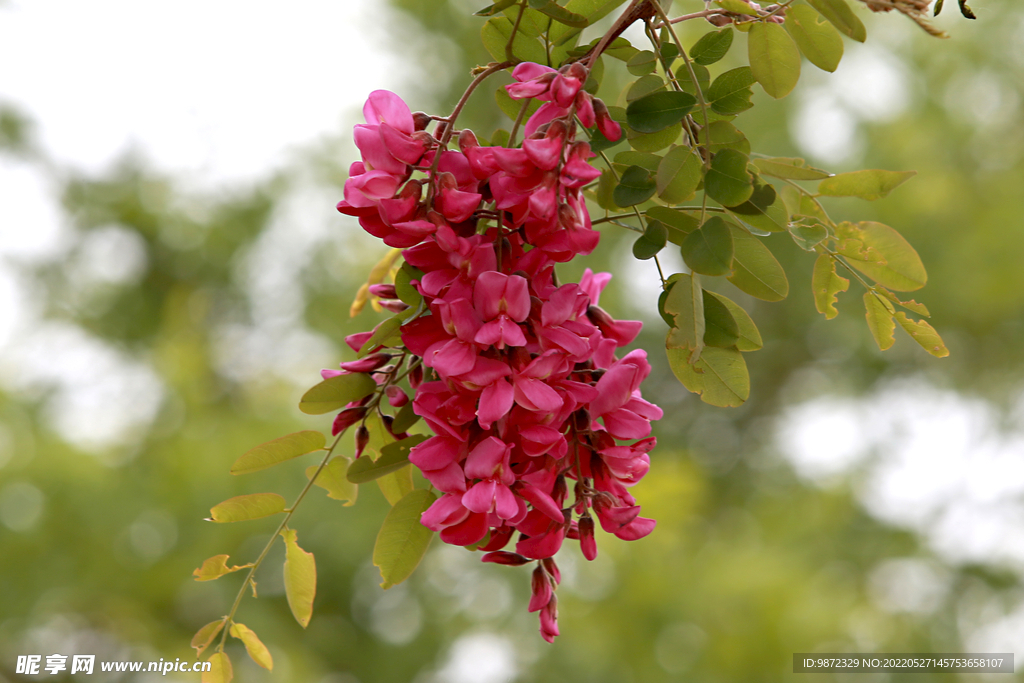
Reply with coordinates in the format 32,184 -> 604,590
808,0 -> 867,42
306,457 -> 358,506
702,289 -> 740,348
706,291 -> 763,351
691,28 -> 734,65
707,67 -> 755,115
753,156 -> 831,180
193,554 -> 253,582
614,165 -> 657,206
394,263 -> 424,307
496,86 -> 541,123
864,292 -> 896,351
595,168 -> 619,209
299,373 -> 377,415
682,217 -> 735,276
876,288 -> 930,317
788,222 -> 829,251
231,431 -> 325,475
647,206 -> 700,244
633,220 -> 668,260
818,169 -> 916,200
281,528 -> 316,628
656,146 -> 703,204
704,149 -> 753,207
614,150 -> 661,172
191,619 -> 227,658
475,0 -> 517,16
716,0 -> 758,14
785,4 -> 844,72
727,225 -> 789,301
481,16 -> 547,64
203,652 -> 232,683
836,221 -> 927,291
208,493 -> 286,523
347,435 -> 429,484
667,345 -> 750,407
626,49 -> 658,76
626,91 -> 697,133
895,312 -> 950,358
392,402 -> 421,434
490,128 -> 510,147
728,182 -> 789,233
531,0 -> 589,27
664,273 -> 705,363
549,0 -> 627,46
627,123 -> 681,153
811,254 -> 849,319
374,489 -> 437,589
748,23 -> 801,99
377,467 -> 415,506
229,623 -> 273,671
675,62 -> 711,98
698,121 -> 750,155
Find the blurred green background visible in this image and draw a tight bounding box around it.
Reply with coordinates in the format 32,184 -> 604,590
1,1 -> 1023,681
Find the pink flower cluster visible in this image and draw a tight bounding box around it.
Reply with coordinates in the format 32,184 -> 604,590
336,63 -> 659,642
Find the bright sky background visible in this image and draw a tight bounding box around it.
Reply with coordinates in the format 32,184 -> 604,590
2,0 -> 1024,660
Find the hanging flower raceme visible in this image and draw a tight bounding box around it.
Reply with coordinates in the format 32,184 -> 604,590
334,69 -> 660,642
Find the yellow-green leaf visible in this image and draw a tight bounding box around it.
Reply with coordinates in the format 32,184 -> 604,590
191,619 -> 226,658
785,4 -> 844,72
864,292 -> 896,350
895,312 -> 950,358
667,345 -> 750,407
193,555 -> 253,582
698,121 -> 750,155
664,273 -> 705,363
647,206 -> 700,244
281,528 -> 316,628
377,466 -> 415,506
374,489 -> 437,589
348,435 -> 429,484
811,254 -> 849,320
657,146 -> 702,204
818,169 -> 916,200
706,291 -> 763,351
836,221 -> 927,291
753,156 -> 830,180
716,0 -> 757,14
548,0 -> 627,46
707,67 -> 755,115
728,182 -> 789,233
682,217 -> 735,276
299,373 -> 377,415
748,23 -> 801,99
702,289 -> 740,348
231,431 -> 325,475
481,16 -> 547,64
202,652 -> 232,683
208,493 -> 286,523
808,0 -> 866,42
704,149 -> 753,207
626,122 -> 681,153
727,225 -> 789,301
306,457 -> 358,506
229,623 -> 273,671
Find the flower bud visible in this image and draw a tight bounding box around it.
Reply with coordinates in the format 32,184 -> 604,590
385,385 -> 409,408
340,353 -> 391,373
409,363 -> 424,389
379,299 -> 409,313
481,551 -> 530,566
579,516 -> 597,561
529,565 -> 553,612
542,557 -> 561,585
458,128 -> 479,152
332,407 -> 367,436
355,425 -> 370,459
368,283 -> 397,299
708,12 -> 733,26
412,111 -> 432,131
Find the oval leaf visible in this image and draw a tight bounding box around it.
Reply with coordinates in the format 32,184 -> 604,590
281,528 -> 316,628
702,289 -> 740,348
727,225 -> 789,301
532,0 -> 589,27
208,493 -> 286,523
864,292 -> 896,351
191,619 -> 227,658
347,434 -> 429,484
656,146 -> 703,204
748,23 -> 801,99
299,373 -> 377,415
374,489 -> 437,589
728,182 -> 789,233
633,220 -> 668,260
704,149 -> 753,207
836,221 -> 927,291
753,156 -> 830,180
613,165 -> 657,206
808,0 -> 867,42
193,555 -> 253,582
706,291 -> 763,351
480,16 -> 547,63
307,457 -> 358,505
895,312 -> 949,358
707,67 -> 755,115
229,623 -> 273,671
202,652 -> 232,683
231,431 -> 325,475
392,402 -> 421,434
664,273 -> 705,362
691,28 -> 734,65
626,91 -> 697,134
818,169 -> 916,200
626,49 -> 658,76
682,217 -> 735,276
785,4 -> 844,72
667,345 -> 750,407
